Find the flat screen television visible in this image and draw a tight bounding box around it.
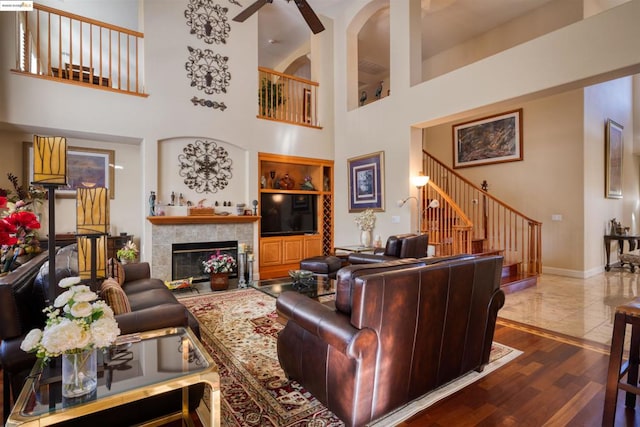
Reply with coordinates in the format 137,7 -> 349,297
260,193 -> 318,237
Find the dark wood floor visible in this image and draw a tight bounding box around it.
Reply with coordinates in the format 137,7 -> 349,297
400,318 -> 640,427
2,319 -> 640,426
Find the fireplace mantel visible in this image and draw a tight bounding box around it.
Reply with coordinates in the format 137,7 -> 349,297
147,215 -> 260,225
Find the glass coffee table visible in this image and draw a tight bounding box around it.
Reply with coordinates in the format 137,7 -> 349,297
6,327 -> 220,427
250,275 -> 336,299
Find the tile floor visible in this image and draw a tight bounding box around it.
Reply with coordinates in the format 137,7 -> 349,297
500,267 -> 640,345
181,268 -> 640,347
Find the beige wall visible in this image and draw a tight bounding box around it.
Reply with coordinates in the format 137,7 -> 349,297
584,76 -> 636,274
0,136 -> 143,246
423,89 -> 586,273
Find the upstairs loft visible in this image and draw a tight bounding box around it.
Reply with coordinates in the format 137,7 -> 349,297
12,3 -> 321,128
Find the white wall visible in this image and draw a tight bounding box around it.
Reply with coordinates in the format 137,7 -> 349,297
333,0 -> 640,275
0,0 -> 336,264
2,0 -> 640,277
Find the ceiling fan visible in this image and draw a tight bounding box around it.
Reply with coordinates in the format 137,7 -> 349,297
233,0 -> 325,34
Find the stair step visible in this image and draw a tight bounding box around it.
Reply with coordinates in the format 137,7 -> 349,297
501,272 -> 537,294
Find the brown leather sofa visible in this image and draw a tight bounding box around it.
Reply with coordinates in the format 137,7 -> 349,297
1,244 -> 203,425
276,254 -> 505,427
347,233 -> 429,264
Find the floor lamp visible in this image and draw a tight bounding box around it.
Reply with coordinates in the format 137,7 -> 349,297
411,172 -> 430,235
77,187 -> 109,288
32,136 -> 68,304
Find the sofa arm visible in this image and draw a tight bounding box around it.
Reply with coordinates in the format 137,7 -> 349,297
276,292 -> 376,357
122,262 -> 151,283
347,253 -> 397,264
115,304 -> 189,335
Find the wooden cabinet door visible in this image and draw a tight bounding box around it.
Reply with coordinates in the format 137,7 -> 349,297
260,239 -> 282,266
304,236 -> 322,257
282,237 -> 303,264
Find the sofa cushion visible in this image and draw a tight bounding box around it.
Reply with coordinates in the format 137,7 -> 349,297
107,258 -> 125,286
335,258 -> 426,315
100,279 -> 131,315
127,288 -> 181,311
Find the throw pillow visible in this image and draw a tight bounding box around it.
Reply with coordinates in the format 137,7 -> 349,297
107,257 -> 125,286
100,279 -> 131,315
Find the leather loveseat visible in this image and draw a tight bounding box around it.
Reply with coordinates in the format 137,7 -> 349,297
276,254 -> 505,427
1,244 -> 203,425
347,233 -> 429,264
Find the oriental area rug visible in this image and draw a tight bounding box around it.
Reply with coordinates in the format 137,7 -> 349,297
180,289 -> 522,427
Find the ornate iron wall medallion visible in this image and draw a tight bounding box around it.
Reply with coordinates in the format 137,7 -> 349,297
190,96 -> 227,111
186,46 -> 231,94
184,0 -> 231,44
178,139 -> 233,193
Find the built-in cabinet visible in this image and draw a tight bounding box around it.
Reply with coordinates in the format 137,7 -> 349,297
258,153 -> 333,279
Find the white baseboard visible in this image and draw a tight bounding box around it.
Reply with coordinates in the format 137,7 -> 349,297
542,265 -> 604,279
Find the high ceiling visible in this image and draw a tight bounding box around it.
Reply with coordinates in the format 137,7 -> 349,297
255,0 -> 556,80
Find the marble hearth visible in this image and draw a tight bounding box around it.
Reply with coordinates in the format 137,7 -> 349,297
148,216 -> 259,282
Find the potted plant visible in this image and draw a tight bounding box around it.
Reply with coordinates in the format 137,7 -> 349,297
202,251 -> 236,291
117,240 -> 138,264
259,78 -> 285,117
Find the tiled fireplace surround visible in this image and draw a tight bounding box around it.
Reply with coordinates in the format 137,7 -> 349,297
150,221 -> 256,282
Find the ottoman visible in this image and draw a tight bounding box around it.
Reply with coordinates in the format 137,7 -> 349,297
300,255 -> 342,279
620,252 -> 640,272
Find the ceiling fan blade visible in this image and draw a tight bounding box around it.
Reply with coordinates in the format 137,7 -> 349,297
294,0 -> 325,34
233,0 -> 271,22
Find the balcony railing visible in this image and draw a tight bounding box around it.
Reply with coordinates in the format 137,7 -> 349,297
13,3 -> 146,96
258,67 -> 320,128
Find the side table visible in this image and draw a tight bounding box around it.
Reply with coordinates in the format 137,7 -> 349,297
604,234 -> 640,271
6,327 -> 220,427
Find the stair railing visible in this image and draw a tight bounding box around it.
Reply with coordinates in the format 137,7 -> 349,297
423,151 -> 542,276
13,3 -> 146,96
258,67 -> 320,128
422,180 -> 473,256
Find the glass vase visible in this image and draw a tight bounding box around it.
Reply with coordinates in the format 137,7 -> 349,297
62,348 -> 98,398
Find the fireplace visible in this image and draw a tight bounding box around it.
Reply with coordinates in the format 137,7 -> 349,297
172,240 -> 238,282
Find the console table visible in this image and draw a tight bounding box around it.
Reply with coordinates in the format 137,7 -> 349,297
604,234 -> 640,271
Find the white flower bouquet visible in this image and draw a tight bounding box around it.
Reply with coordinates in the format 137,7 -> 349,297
20,276 -> 120,360
355,209 -> 376,231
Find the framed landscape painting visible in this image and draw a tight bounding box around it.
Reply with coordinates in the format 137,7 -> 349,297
348,151 -> 385,212
605,118 -> 623,199
453,109 -> 523,168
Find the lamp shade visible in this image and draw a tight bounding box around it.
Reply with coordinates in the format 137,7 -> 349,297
77,235 -> 107,280
77,187 -> 110,235
411,173 -> 430,188
33,135 -> 68,185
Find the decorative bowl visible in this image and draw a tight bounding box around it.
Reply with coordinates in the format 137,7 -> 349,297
289,269 -> 314,282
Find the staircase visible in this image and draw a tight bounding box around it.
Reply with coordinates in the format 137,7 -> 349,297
422,152 -> 542,293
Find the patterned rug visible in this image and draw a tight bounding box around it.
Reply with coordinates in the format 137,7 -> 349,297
180,289 -> 521,427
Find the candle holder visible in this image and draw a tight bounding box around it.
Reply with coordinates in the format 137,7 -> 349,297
238,252 -> 246,288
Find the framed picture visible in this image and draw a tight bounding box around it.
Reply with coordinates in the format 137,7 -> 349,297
24,142 -> 115,198
605,118 -> 624,199
453,109 -> 523,168
302,88 -> 312,124
347,151 -> 385,212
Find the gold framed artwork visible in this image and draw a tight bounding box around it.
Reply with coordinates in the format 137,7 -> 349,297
453,109 -> 523,168
24,142 -> 115,198
605,118 -> 623,199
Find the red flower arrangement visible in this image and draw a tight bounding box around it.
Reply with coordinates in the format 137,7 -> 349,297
1,174 -> 44,274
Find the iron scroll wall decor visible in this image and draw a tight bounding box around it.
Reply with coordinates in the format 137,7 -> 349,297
184,0 -> 231,45
178,139 -> 233,193
186,47 -> 231,95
